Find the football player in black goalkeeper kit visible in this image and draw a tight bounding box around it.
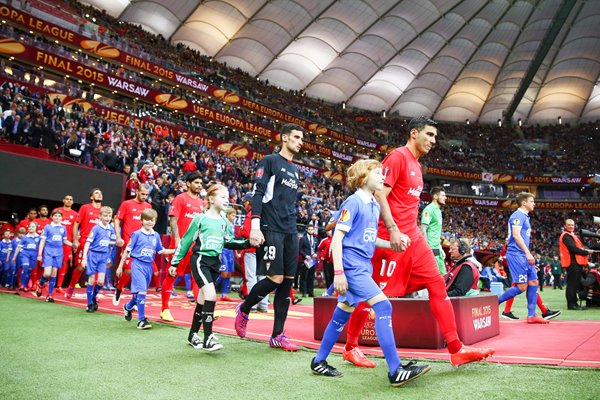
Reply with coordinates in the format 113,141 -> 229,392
235,123 -> 304,351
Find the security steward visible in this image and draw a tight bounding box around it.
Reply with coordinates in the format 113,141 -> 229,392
559,219 -> 593,310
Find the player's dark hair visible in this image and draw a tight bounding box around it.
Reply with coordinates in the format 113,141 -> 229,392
407,116 -> 437,139
430,186 -> 444,198
280,123 -> 303,139
186,171 -> 202,183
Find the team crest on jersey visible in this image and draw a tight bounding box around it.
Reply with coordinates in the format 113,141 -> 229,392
383,166 -> 389,178
256,167 -> 264,178
339,209 -> 351,223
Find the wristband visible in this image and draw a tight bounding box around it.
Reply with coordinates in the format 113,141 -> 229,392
251,218 -> 261,230
334,269 -> 344,275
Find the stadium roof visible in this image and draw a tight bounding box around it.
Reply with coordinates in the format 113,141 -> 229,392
82,0 -> 600,124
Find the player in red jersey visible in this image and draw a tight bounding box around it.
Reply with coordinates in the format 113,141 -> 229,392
112,184 -> 152,305
34,206 -> 51,235
16,208 -> 38,232
65,188 -> 103,299
159,172 -> 205,322
343,117 -> 495,368
53,195 -> 78,293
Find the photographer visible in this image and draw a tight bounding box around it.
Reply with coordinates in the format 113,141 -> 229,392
559,219 -> 596,310
579,263 -> 600,307
445,238 -> 480,297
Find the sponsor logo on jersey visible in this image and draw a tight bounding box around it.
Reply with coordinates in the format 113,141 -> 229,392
339,209 -> 351,223
140,248 -> 154,257
407,185 -> 423,198
281,178 -> 298,190
513,219 -> 520,226
363,228 -> 377,242
424,211 -> 429,218
184,212 -> 199,219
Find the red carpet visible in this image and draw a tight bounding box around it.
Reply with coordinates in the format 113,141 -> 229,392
7,288 -> 600,368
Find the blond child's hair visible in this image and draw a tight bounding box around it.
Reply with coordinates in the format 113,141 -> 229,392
141,208 -> 158,221
346,159 -> 383,191
100,206 -> 113,215
226,207 -> 237,217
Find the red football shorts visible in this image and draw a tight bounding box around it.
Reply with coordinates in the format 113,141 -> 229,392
169,240 -> 192,276
371,235 -> 441,297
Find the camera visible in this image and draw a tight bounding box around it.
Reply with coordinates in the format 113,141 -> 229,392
581,215 -> 600,240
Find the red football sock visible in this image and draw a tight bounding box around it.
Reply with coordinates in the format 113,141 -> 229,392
345,302 -> 370,351
69,268 -> 83,289
31,266 -> 39,287
161,273 -> 176,311
289,288 -> 296,302
537,293 -> 547,314
426,278 -> 462,354
504,283 -> 517,312
504,297 -> 515,313
56,261 -> 68,288
117,273 -> 131,291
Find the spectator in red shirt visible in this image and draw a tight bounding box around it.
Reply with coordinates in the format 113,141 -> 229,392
182,159 -> 197,174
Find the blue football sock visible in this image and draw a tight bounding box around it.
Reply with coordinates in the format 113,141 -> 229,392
93,284 -> 102,300
126,294 -> 137,311
221,277 -> 230,297
137,293 -> 146,320
86,284 -> 94,305
48,277 -> 56,295
372,300 -> 401,374
215,275 -> 223,289
39,275 -> 48,287
21,269 -> 30,287
326,284 -> 334,297
173,276 -> 182,287
184,273 -> 192,292
315,306 -> 352,363
498,285 -> 522,304
526,285 -> 538,317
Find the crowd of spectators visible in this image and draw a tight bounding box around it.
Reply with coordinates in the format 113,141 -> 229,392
427,123 -> 600,176
18,0 -> 599,177
4,2 -> 600,177
0,68 -> 348,232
